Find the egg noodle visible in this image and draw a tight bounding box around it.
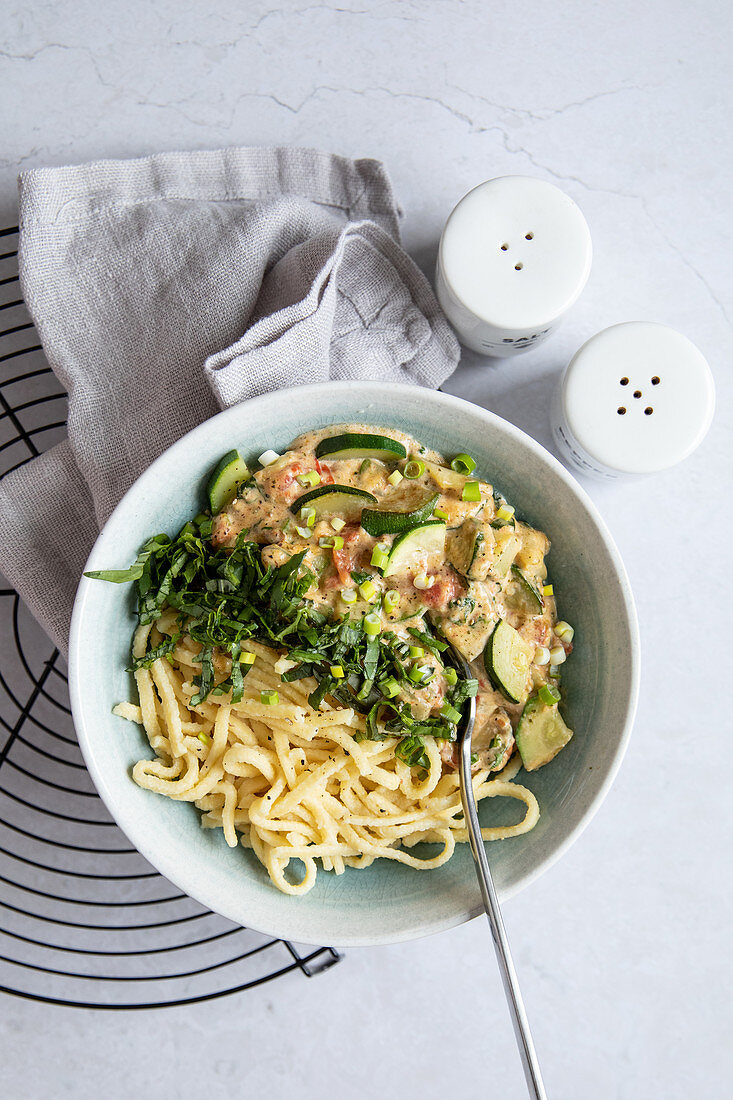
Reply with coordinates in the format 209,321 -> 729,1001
114,608 -> 539,896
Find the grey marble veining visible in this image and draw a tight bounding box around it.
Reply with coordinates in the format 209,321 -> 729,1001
1,2 -> 731,1097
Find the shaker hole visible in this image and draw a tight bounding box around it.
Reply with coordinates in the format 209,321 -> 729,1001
651,376 -> 660,385
633,390 -> 642,398
500,243 -> 509,251
525,232 -> 534,240
620,377 -> 629,386
645,407 -> 653,415
515,263 -> 523,270
617,407 -> 626,415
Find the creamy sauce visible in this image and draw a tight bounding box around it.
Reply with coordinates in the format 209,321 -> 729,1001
212,424 -> 566,771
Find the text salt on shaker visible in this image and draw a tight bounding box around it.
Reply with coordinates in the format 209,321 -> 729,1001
436,176 -> 592,356
551,321 -> 715,479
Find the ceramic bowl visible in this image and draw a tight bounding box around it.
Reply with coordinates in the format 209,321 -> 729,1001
69,382 -> 639,947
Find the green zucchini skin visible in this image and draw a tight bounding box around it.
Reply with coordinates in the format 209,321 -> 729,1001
360,493 -> 439,538
383,521 -> 447,578
315,433 -> 407,461
207,450 -> 250,513
509,564 -> 544,612
290,483 -> 377,518
516,694 -> 573,770
483,619 -> 533,704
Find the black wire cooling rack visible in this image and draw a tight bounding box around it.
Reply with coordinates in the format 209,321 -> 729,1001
0,226 -> 341,1009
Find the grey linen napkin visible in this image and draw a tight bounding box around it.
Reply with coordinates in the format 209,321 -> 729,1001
0,146 -> 459,655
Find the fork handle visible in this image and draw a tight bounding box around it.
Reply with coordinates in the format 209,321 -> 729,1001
459,740 -> 548,1100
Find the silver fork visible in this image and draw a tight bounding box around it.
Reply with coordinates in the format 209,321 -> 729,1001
448,643 -> 548,1100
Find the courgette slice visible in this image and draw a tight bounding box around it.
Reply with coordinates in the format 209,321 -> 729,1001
491,529 -> 521,578
422,459 -> 467,492
483,619 -> 534,704
315,433 -> 407,461
447,519 -> 494,580
515,694 -> 573,770
361,493 -> 439,537
468,528 -> 496,580
383,521 -> 446,577
207,450 -> 250,513
290,483 -> 377,519
508,564 -> 544,612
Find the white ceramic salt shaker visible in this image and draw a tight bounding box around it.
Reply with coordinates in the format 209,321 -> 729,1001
551,321 -> 715,479
436,176 -> 592,356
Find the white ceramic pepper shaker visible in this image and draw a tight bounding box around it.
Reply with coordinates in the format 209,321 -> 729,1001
436,176 -> 592,356
551,321 -> 715,479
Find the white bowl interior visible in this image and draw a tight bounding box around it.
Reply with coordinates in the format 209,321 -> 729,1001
70,383 -> 639,946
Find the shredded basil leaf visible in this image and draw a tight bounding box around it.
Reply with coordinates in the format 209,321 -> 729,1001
89,518 -> 478,754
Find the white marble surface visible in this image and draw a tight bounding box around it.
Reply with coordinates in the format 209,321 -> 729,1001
1,2 -> 731,1097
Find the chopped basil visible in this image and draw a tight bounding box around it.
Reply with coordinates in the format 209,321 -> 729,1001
89,517 -> 477,759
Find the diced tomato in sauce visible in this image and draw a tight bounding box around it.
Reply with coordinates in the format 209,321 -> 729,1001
522,617 -> 551,647
331,524 -> 362,586
270,462 -> 303,504
439,741 -> 458,770
315,459 -> 334,485
418,571 -> 464,611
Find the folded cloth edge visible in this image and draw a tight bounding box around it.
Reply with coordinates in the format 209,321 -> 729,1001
18,145 -> 401,239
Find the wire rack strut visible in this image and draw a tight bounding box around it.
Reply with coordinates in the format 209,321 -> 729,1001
0,226 -> 341,1009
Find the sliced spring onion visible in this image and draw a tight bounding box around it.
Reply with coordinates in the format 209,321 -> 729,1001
319,536 -> 344,549
534,645 -> 551,666
554,621 -> 575,642
330,665 -> 345,679
433,508 -> 449,521
405,660 -> 429,677
197,731 -> 212,746
300,506 -> 316,527
444,667 -> 458,686
542,583 -> 554,597
408,645 -> 424,659
371,546 -> 390,570
359,579 -> 377,602
239,650 -> 256,666
363,612 -> 381,636
451,453 -> 477,475
388,470 -> 404,487
260,689 -> 279,705
404,459 -> 426,479
331,517 -> 346,532
296,470 -> 321,488
258,449 -> 280,467
462,480 -> 481,502
440,702 -> 462,724
495,504 -> 515,523
380,677 -> 400,699
413,572 -> 434,590
538,683 -> 561,706
383,590 -> 400,614
341,588 -> 357,604
295,526 -> 312,539
549,645 -> 567,665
